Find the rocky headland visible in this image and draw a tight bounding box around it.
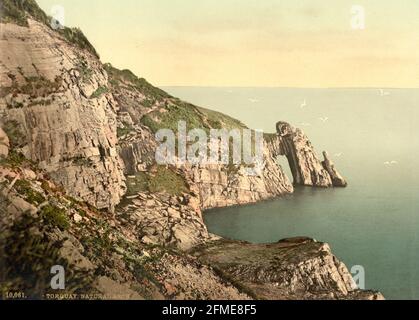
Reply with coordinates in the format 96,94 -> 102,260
0,0 -> 382,300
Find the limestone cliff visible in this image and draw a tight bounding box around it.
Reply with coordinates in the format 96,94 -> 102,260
0,17 -> 125,212
276,121 -> 347,188
0,0 -> 378,300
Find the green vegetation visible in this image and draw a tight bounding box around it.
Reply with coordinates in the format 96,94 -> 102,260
104,63 -> 170,102
148,166 -> 188,195
5,75 -> 62,98
2,120 -> 26,148
76,57 -> 94,81
140,99 -> 247,135
0,0 -> 99,58
0,151 -> 26,168
117,125 -> 134,138
126,166 -> 188,197
40,204 -> 70,231
14,179 -> 46,205
0,211 -> 92,298
0,0 -> 49,27
90,86 -> 108,99
58,27 -> 99,58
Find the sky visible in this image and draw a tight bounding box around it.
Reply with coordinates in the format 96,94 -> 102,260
37,0 -> 419,88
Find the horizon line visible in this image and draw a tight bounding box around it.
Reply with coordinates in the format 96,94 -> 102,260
159,85 -> 419,90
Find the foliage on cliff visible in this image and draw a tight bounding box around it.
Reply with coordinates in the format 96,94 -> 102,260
0,0 -> 99,58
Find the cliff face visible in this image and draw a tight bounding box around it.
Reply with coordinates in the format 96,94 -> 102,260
0,19 -> 125,211
192,238 -> 383,300
0,1 -> 377,300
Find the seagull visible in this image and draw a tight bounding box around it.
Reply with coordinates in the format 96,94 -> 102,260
334,153 -> 343,157
300,99 -> 307,109
384,161 -> 391,166
319,117 -> 329,123
379,89 -> 390,96
384,161 -> 399,166
299,122 -> 311,127
390,160 -> 398,165
249,98 -> 259,103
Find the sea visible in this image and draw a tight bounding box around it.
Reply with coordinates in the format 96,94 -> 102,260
162,86 -> 419,300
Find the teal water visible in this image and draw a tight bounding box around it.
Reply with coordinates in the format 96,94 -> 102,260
163,87 -> 419,300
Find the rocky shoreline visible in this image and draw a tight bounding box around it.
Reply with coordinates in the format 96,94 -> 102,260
0,0 -> 383,300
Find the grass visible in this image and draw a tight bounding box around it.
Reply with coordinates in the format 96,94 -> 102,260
148,166 -> 189,195
0,0 -> 99,58
140,99 -> 247,135
4,75 -> 62,99
104,63 -> 170,108
2,120 -> 26,148
76,58 -> 94,82
126,167 -> 188,197
40,204 -> 70,231
90,86 -> 108,99
14,179 -> 46,205
0,211 -> 93,298
117,125 -> 134,138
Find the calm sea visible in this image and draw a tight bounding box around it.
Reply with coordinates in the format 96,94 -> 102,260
163,87 -> 419,300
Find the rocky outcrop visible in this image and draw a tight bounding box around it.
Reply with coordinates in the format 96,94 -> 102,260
0,20 -> 125,211
192,238 -> 384,300
116,192 -> 210,250
276,122 -> 346,187
322,151 -> 347,187
0,1 -> 382,301
0,162 -> 248,300
0,127 -> 9,157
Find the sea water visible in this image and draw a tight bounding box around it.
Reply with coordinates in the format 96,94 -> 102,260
163,87 -> 419,300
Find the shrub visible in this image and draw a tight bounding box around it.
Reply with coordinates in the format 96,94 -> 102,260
40,204 -> 70,231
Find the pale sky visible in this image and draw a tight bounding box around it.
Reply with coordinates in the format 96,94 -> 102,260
37,0 -> 419,87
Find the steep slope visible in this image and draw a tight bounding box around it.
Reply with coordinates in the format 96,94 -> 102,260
0,0 -> 378,301
0,8 -> 124,211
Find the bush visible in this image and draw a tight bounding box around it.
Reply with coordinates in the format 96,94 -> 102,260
40,204 -> 70,231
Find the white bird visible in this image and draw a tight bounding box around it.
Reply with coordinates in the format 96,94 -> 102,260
334,153 -> 343,157
384,161 -> 398,166
319,117 -> 329,123
249,98 -> 259,103
300,99 -> 307,109
379,89 -> 390,97
299,122 -> 311,127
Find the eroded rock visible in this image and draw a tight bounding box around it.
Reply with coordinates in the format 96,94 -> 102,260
276,122 -> 346,187
0,127 -> 9,158
192,238 -> 384,300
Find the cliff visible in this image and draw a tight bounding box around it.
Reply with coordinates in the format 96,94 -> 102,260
0,0 -> 379,300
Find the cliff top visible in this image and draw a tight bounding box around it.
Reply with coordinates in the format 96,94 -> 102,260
0,0 -> 99,58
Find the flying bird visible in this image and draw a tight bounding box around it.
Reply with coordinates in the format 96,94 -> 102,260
299,122 -> 311,127
384,161 -> 399,166
300,99 -> 307,109
249,98 -> 259,103
334,153 -> 343,157
379,89 -> 390,97
319,117 -> 329,123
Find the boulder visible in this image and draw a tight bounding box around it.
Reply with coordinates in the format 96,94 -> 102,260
0,127 -> 9,158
